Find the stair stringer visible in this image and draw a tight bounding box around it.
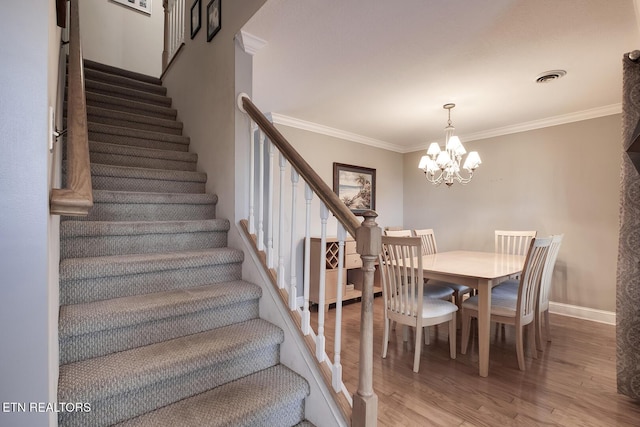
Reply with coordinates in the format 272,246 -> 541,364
235,223 -> 349,427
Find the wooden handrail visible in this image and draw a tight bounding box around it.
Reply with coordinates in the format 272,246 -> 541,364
240,96 -> 361,237
240,95 -> 379,425
50,0 -> 93,216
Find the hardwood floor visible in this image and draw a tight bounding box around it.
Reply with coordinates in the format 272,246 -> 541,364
311,297 -> 640,426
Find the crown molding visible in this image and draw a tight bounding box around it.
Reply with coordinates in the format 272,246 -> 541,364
405,103 -> 622,153
236,30 -> 267,56
270,104 -> 621,154
269,113 -> 405,152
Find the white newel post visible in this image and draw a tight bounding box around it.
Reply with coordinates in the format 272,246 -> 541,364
333,223 -> 346,392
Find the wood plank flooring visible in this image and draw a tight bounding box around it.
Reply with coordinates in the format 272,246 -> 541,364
311,297 -> 640,426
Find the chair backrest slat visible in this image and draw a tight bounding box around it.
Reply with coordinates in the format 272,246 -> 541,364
379,236 -> 423,318
539,234 -> 564,310
495,230 -> 537,256
413,228 -> 438,256
517,236 -> 552,322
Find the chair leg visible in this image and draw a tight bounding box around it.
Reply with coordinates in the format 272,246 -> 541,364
382,317 -> 389,359
449,315 -> 457,359
402,325 -> 410,342
413,323 -> 423,373
454,291 -> 463,329
515,324 -> 525,371
528,323 -> 537,359
535,310 -> 543,351
461,311 -> 471,355
544,309 -> 551,342
424,326 -> 430,346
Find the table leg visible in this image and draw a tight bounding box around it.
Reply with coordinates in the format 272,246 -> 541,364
477,280 -> 491,377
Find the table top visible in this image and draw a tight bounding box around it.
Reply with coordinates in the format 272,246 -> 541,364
421,250 -> 526,280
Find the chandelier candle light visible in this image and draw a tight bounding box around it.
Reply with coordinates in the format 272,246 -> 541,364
418,103 -> 481,186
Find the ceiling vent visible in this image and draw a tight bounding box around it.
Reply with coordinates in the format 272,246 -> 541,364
535,69 -> 567,83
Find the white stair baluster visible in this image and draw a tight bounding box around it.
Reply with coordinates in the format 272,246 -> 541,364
333,222 -> 346,392
277,153 -> 287,289
257,131 -> 265,251
289,169 -> 299,310
301,183 -> 313,334
266,139 -> 275,268
316,202 -> 329,362
248,124 -> 256,234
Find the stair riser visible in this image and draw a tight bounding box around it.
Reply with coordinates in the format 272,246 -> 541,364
86,95 -> 176,120
67,202 -> 216,222
89,151 -> 197,171
59,346 -> 281,427
61,231 -> 228,258
83,68 -> 167,96
88,114 -> 183,135
61,263 -> 242,304
84,80 -> 171,108
60,299 -> 259,364
90,175 -> 205,193
88,131 -> 189,152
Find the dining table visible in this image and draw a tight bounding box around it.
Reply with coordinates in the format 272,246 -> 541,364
420,250 -> 527,377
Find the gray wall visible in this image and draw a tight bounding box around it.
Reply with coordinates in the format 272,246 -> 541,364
79,0 -> 164,77
403,114 -> 621,312
162,0 -> 267,251
276,124 -> 404,231
1,2 -> 59,426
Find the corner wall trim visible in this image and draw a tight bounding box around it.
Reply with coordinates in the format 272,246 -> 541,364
549,301 -> 615,325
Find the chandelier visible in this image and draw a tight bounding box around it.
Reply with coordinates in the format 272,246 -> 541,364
418,103 -> 481,186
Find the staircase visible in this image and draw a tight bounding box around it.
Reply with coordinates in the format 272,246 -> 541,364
58,59 -> 311,427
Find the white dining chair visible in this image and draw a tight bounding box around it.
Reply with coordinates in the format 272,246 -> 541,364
384,229 -> 454,301
461,236 -> 552,371
413,228 -> 472,322
379,236 -> 458,372
493,234 -> 564,349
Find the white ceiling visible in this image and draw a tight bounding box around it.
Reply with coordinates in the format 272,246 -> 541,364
243,0 -> 640,153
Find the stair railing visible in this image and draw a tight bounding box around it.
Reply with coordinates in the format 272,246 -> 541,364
162,0 -> 186,73
238,94 -> 379,426
50,0 -> 93,216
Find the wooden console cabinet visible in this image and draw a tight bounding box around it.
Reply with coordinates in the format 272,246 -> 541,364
309,237 -> 381,311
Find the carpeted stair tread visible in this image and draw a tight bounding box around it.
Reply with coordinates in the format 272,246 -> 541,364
60,247 -> 243,281
86,91 -> 177,120
83,67 -> 167,96
84,105 -> 183,135
84,79 -> 172,107
294,421 -> 317,427
61,218 -> 229,238
58,318 -> 284,402
60,219 -> 230,258
84,163 -> 206,193
113,365 -> 310,427
87,141 -> 197,171
87,122 -> 189,151
83,58 -> 162,85
88,189 -> 216,205
70,190 -> 217,222
59,280 -> 261,338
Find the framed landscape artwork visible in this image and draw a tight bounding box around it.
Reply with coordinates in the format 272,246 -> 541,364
333,163 -> 376,214
112,0 -> 152,15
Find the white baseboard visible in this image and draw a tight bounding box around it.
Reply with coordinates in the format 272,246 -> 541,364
549,301 -> 615,325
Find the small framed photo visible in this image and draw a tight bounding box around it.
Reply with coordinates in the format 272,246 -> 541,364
333,163 -> 376,214
190,0 -> 201,39
206,0 -> 221,42
111,0 -> 152,15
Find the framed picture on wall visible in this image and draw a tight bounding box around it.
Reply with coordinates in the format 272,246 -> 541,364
333,163 -> 376,214
111,0 -> 152,15
190,0 -> 201,39
206,0 -> 221,42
